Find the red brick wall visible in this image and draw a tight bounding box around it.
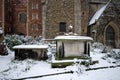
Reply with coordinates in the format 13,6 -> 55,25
28,0 -> 42,37
12,0 -> 27,35
11,0 -> 42,37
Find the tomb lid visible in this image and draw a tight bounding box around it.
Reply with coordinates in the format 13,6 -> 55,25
55,35 -> 93,41
13,45 -> 48,49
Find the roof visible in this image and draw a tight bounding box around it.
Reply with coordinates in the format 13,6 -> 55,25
89,0 -> 111,25
13,45 -> 48,49
54,35 -> 93,41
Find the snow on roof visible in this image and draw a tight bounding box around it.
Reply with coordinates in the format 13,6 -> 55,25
55,35 -> 93,41
13,45 -> 48,49
89,1 -> 110,25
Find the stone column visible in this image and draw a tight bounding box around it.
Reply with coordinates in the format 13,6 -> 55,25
74,0 -> 81,35
42,0 -> 47,39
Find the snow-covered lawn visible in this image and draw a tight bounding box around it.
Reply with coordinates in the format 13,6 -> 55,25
0,48 -> 120,80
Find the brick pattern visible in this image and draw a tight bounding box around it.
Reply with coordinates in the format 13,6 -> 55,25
12,0 -> 27,35
28,0 -> 42,37
0,0 -> 119,48
0,0 -> 3,24
9,0 -> 42,37
45,0 -> 74,39
45,0 -> 89,38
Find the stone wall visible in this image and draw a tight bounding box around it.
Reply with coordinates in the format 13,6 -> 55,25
45,0 -> 74,39
89,0 -> 120,48
45,0 -> 89,39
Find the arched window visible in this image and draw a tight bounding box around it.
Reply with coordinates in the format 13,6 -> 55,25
106,26 -> 115,47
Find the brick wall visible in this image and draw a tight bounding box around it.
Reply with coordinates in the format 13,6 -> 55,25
45,0 -> 74,39
10,0 -> 42,37
12,0 -> 27,35
28,0 -> 42,37
0,0 -> 3,24
45,0 -> 89,39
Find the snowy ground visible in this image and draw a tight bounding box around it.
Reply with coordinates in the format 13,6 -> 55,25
0,48 -> 120,80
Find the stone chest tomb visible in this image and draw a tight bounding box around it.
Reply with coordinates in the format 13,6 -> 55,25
55,33 -> 93,60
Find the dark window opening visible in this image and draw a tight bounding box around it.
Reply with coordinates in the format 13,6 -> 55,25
19,13 -> 27,23
16,0 -> 21,4
59,22 -> 66,32
106,26 -> 115,47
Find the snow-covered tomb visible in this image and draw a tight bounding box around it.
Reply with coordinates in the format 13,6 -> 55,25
13,45 -> 48,60
55,35 -> 93,60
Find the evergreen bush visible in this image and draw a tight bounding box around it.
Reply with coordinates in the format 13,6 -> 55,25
5,35 -> 23,50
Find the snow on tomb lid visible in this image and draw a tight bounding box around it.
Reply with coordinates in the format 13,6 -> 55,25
13,45 -> 48,49
55,35 -> 93,41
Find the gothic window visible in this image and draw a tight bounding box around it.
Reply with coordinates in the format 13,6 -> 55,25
19,13 -> 27,23
106,26 -> 115,47
32,13 -> 38,20
59,22 -> 66,32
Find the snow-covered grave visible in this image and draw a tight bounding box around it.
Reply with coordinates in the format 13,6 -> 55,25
55,34 -> 93,60
13,44 -> 48,60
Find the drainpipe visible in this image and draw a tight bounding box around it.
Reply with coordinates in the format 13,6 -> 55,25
26,0 -> 29,36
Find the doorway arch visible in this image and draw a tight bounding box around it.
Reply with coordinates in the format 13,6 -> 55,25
105,25 -> 115,48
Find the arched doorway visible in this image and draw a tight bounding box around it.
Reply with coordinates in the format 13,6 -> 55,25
105,26 -> 115,48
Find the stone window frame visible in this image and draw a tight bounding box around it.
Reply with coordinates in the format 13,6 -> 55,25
59,22 -> 66,32
105,25 -> 115,47
31,3 -> 39,9
32,13 -> 38,20
18,12 -> 27,23
31,23 -> 39,31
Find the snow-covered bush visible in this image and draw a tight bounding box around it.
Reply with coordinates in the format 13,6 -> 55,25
107,49 -> 120,59
102,49 -> 120,60
92,42 -> 103,49
5,35 -> 23,50
81,60 -> 99,67
5,35 -> 44,50
91,42 -> 112,53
